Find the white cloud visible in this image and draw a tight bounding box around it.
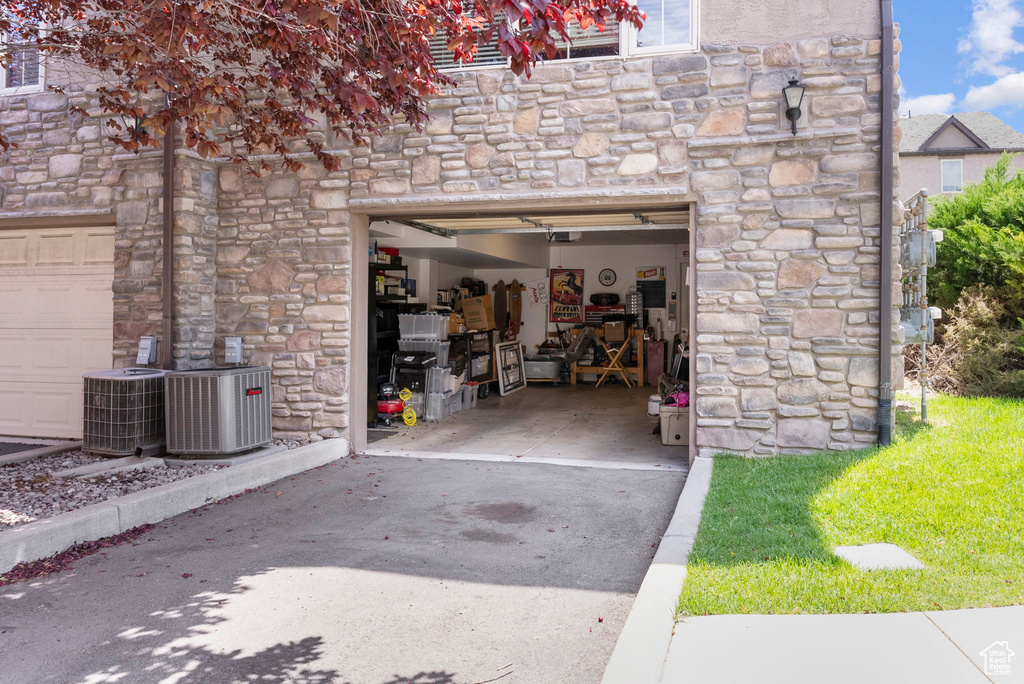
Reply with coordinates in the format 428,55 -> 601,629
900,93 -> 957,116
963,71 -> 1024,108
958,0 -> 1024,77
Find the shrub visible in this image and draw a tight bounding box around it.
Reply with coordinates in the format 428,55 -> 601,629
928,153 -> 1024,320
907,286 -> 1024,397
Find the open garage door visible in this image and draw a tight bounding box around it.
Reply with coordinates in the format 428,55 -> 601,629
362,206 -> 694,470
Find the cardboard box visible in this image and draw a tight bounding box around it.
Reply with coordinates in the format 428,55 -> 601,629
462,295 -> 496,330
448,313 -> 465,334
605,320 -> 626,342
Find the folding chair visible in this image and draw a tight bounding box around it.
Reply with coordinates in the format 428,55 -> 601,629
596,338 -> 633,388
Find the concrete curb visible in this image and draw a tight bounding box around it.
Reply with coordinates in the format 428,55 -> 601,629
0,441 -> 82,467
601,456 -> 714,684
0,437 -> 348,575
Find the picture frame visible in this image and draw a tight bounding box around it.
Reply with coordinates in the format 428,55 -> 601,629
549,268 -> 585,323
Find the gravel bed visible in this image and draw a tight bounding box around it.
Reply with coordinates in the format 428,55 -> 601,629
0,450 -> 223,531
274,437 -> 313,449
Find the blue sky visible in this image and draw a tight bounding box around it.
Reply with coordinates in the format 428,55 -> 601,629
897,0 -> 1024,130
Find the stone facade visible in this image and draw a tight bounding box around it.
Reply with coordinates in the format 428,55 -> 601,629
0,27 -> 903,453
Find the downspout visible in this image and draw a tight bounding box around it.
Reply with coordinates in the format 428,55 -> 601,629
160,122 -> 175,370
877,0 -> 895,445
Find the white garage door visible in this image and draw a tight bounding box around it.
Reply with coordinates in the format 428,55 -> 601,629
0,226 -> 115,439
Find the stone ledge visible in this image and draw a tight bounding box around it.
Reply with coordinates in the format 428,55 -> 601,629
0,438 -> 348,575
350,186 -> 695,211
601,456 -> 714,684
687,127 -> 862,149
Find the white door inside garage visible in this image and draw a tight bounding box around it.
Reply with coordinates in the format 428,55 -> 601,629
0,226 -> 115,438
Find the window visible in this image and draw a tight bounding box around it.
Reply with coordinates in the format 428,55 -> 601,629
2,22 -> 43,93
941,159 -> 963,194
633,0 -> 696,53
430,0 -> 696,68
548,19 -> 622,60
427,4 -> 507,69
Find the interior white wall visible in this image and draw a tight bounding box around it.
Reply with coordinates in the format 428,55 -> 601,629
474,241 -> 689,353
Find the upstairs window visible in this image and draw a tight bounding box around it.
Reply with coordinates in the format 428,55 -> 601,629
941,159 -> 963,193
548,18 -> 622,60
430,0 -> 696,68
634,0 -> 695,53
2,22 -> 43,92
428,4 -> 507,69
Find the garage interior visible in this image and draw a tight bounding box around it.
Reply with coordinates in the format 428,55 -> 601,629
364,208 -> 693,470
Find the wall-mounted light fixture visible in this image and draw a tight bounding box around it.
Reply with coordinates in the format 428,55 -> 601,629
782,79 -> 806,136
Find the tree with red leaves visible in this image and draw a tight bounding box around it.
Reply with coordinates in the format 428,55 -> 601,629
0,0 -> 643,171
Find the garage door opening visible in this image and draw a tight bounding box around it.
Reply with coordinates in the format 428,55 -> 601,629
361,207 -> 694,471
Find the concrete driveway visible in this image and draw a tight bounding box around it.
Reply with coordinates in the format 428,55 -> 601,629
0,454 -> 684,684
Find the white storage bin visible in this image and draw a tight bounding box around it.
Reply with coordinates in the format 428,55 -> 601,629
462,384 -> 477,409
659,405 -> 689,446
398,313 -> 448,340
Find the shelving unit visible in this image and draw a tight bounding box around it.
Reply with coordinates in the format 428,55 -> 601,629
368,263 -> 410,426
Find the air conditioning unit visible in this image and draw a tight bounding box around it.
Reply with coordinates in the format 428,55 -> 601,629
83,368 -> 167,458
165,366 -> 272,456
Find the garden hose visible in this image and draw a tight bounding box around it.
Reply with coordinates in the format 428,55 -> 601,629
402,406 -> 417,426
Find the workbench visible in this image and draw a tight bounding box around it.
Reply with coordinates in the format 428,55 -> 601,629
569,329 -> 645,386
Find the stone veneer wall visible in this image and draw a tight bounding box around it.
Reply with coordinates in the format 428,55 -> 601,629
0,31 -> 903,451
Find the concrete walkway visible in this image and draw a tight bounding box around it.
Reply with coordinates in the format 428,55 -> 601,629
0,454 -> 685,684
662,606 -> 1024,683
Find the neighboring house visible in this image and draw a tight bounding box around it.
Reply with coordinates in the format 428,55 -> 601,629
898,111 -> 1024,202
0,1 -> 903,458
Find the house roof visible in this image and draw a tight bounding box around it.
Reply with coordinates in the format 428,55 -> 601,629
899,111 -> 1024,154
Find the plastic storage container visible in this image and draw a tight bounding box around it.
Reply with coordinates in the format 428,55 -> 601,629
427,366 -> 453,394
448,369 -> 465,393
425,391 -> 450,421
398,313 -> 448,340
449,392 -> 463,414
462,384 -> 478,409
404,391 -> 425,419
398,339 -> 451,366
659,405 -> 689,446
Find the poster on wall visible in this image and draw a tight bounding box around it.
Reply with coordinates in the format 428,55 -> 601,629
549,268 -> 584,323
636,266 -> 666,281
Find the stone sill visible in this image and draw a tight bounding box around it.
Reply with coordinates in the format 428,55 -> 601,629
688,127 -> 862,149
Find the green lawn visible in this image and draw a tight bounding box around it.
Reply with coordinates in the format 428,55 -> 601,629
677,394 -> 1024,616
